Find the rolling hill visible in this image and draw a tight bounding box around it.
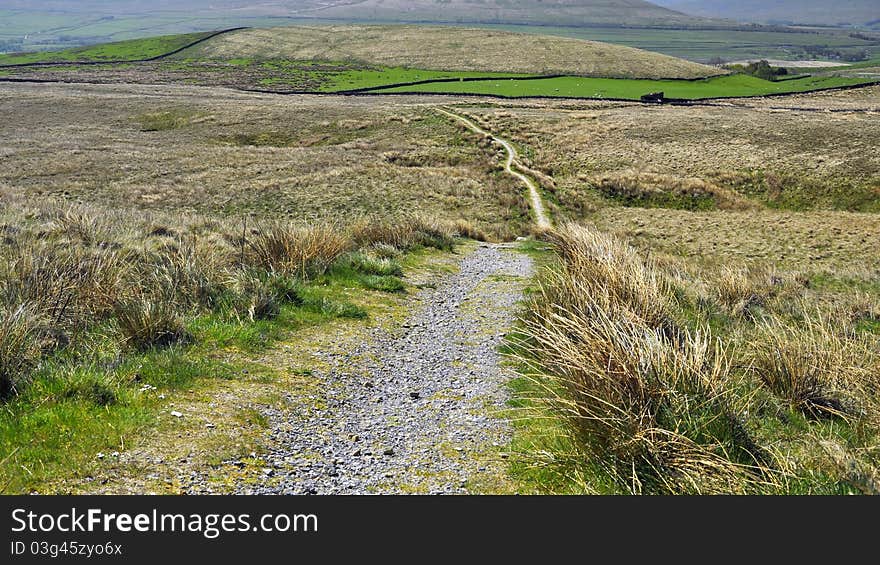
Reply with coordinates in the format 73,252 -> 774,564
289,0 -> 711,27
5,1 -> 713,28
653,1 -> 879,28
0,1 -> 723,55
183,25 -> 723,79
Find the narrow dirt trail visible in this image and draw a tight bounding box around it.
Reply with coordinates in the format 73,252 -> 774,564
213,243 -> 534,494
437,108 -> 552,229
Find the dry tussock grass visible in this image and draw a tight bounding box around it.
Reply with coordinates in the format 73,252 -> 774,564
519,224 -> 773,493
517,223 -> 880,493
0,83 -> 529,240
246,222 -> 351,277
748,314 -> 878,421
350,216 -> 457,250
0,196 -> 463,399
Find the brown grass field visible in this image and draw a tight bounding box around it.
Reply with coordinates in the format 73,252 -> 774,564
454,86 -> 879,493
184,25 -> 721,79
0,83 -> 530,240
461,88 -> 880,215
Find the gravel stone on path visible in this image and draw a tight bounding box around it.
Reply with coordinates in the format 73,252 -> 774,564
222,242 -> 533,495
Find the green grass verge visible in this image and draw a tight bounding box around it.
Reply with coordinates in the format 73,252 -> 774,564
0,249 -> 415,493
0,32 -> 213,66
369,73 -> 877,100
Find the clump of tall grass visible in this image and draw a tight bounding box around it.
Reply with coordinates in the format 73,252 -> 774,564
219,270 -> 304,322
540,224 -> 678,336
52,208 -> 112,247
245,222 -> 351,277
1,243 -> 128,331
0,304 -> 43,398
112,291 -> 191,352
451,219 -> 489,242
714,267 -> 773,320
748,313 -> 877,420
351,216 -> 456,252
517,224 -> 773,493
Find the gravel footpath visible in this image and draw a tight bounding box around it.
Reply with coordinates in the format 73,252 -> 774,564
234,242 -> 533,494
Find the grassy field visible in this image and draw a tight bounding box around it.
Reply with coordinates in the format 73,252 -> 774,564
183,26 -> 721,79
0,83 -> 530,239
462,88 -> 880,216
317,68 -> 533,92
2,27 -> 875,102
0,32 -> 213,65
371,73 -> 877,99
3,9 -> 878,66
4,55 -> 874,102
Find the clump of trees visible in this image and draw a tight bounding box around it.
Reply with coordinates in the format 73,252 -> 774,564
725,60 -> 789,81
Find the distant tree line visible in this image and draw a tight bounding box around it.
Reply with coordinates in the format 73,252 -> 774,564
801,45 -> 869,62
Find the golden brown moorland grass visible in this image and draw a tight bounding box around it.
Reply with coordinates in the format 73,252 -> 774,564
0,83 -> 529,240
469,87 -> 880,493
461,89 -> 880,214
517,223 -> 879,494
183,25 -> 722,79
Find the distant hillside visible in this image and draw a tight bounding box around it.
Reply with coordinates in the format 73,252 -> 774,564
653,1 -> 879,28
292,0 -> 711,28
5,1 -> 712,28
0,0 -> 731,57
185,25 -> 723,79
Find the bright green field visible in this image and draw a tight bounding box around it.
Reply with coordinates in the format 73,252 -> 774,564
318,67 -> 533,92
369,73 -> 877,100
0,32 -> 212,65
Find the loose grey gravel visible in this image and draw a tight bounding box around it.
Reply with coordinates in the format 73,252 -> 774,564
193,242 -> 532,495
